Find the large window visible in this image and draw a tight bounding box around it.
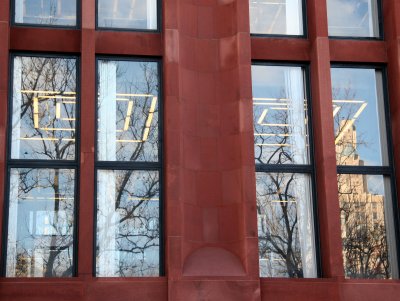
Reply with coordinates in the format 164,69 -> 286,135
331,67 -> 398,279
13,0 -> 77,27
327,0 -> 381,38
252,64 -> 318,278
5,55 -> 78,277
250,0 -> 305,36
97,0 -> 158,30
95,58 -> 161,277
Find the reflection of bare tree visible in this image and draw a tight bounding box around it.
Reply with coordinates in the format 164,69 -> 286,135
338,174 -> 390,279
12,168 -> 75,277
116,171 -> 159,276
98,61 -> 159,162
96,170 -> 160,277
254,77 -> 310,277
117,62 -> 159,162
15,56 -> 76,160
7,56 -> 77,278
257,173 -> 304,277
332,78 -> 392,279
96,61 -> 161,277
254,89 -> 294,165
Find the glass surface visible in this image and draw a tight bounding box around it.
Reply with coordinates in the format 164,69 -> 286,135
96,170 -> 160,277
331,68 -> 388,166
327,0 -> 379,37
98,0 -> 157,30
11,56 -> 77,160
97,60 -> 159,162
338,174 -> 398,279
14,0 -> 77,26
250,0 -> 304,35
6,168 -> 75,277
252,65 -> 310,165
257,173 -> 317,278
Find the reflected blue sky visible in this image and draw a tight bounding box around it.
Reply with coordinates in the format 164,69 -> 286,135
331,68 -> 387,166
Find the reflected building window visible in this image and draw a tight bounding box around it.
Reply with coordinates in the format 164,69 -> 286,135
327,0 -> 380,38
331,67 -> 399,279
97,0 -> 158,30
5,55 -> 78,278
95,58 -> 161,277
14,0 -> 77,27
252,64 -> 317,278
250,0 -> 304,36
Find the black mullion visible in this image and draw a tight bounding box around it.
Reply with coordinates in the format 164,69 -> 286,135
95,161 -> 160,171
305,63 -> 323,278
337,165 -> 392,175
157,59 -> 164,277
8,160 -> 79,169
382,67 -> 400,276
256,164 -> 313,174
1,166 -> 13,276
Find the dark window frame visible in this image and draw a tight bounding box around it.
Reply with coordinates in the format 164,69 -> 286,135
331,63 -> 400,278
11,0 -> 81,29
252,61 -> 322,278
93,55 -> 164,277
95,0 -> 162,33
1,52 -> 81,277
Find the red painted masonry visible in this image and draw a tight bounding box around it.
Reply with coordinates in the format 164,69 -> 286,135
0,1 -> 400,300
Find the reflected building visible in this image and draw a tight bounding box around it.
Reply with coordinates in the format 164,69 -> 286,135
336,120 -> 393,279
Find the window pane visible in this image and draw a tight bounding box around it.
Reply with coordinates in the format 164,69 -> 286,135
97,60 -> 159,162
257,173 -> 317,278
98,0 -> 157,30
252,65 -> 310,165
327,0 -> 379,37
331,68 -> 388,166
250,0 -> 304,35
338,174 -> 398,279
11,56 -> 77,160
96,170 -> 160,277
6,168 -> 75,277
14,0 -> 77,26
